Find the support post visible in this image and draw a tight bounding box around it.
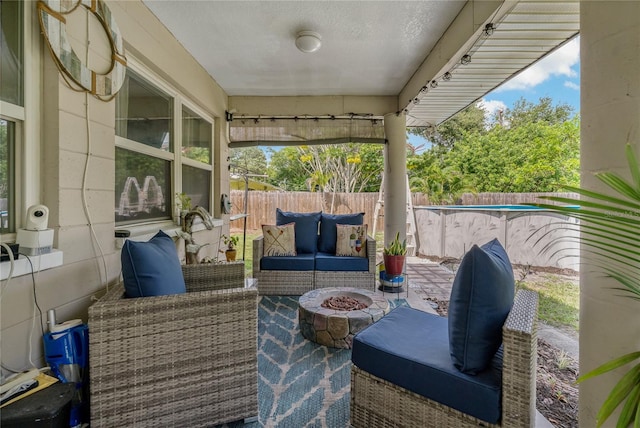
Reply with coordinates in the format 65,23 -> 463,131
383,112 -> 407,248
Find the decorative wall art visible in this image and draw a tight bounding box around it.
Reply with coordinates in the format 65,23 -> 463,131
38,0 -> 127,100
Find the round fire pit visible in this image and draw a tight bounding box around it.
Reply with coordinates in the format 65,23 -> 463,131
298,287 -> 390,348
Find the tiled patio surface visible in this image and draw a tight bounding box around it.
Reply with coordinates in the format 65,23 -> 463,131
405,257 -> 456,302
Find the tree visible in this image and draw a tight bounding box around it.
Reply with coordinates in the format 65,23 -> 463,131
408,102 -> 487,147
229,147 -> 267,175
406,97 -> 580,195
267,147 -> 308,191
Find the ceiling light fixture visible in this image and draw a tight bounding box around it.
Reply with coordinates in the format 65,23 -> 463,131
295,31 -> 322,53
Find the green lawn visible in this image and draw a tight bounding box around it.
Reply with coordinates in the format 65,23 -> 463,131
517,275 -> 579,331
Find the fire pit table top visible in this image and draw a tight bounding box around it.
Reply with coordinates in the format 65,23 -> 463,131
298,287 -> 390,349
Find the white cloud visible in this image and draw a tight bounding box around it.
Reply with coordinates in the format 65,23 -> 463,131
495,37 -> 580,92
478,99 -> 507,118
564,81 -> 580,91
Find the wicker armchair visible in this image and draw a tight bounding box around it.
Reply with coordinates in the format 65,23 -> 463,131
89,262 -> 258,428
351,289 -> 539,428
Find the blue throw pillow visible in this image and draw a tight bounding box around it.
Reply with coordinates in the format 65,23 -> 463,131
276,209 -> 321,254
448,238 -> 514,374
318,212 -> 364,253
121,230 -> 186,298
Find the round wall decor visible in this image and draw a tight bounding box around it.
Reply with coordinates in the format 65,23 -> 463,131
38,0 -> 127,100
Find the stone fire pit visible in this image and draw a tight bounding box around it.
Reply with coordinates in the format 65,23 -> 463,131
298,287 -> 390,348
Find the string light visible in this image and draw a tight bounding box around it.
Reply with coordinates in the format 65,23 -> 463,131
413,98 -> 420,105
483,23 -> 495,36
430,80 -> 438,89
461,54 -> 471,65
442,72 -> 452,81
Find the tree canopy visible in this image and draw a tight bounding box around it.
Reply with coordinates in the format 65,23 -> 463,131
256,97 -> 579,200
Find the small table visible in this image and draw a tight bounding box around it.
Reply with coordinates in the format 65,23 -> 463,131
298,287 -> 390,349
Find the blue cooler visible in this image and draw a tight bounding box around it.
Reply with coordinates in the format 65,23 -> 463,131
43,320 -> 89,428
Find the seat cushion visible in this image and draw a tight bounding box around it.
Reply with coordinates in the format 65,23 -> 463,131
262,223 -> 296,256
121,230 -> 186,298
315,252 -> 369,271
448,238 -> 515,374
318,212 -> 364,253
276,209 -> 321,254
352,306 -> 503,424
335,224 -> 367,257
261,253 -> 315,271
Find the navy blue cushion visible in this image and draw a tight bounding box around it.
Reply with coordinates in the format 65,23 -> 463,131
448,238 -> 514,374
276,209 -> 321,254
352,307 -> 503,424
121,230 -> 186,298
315,252 -> 368,271
261,253 -> 315,271
318,212 -> 364,253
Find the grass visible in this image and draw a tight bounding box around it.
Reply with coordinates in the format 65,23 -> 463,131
517,275 -> 579,331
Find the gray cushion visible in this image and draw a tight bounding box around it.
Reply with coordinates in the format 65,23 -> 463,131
448,238 -> 514,374
121,230 -> 186,298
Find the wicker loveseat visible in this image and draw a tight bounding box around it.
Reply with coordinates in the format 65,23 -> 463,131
352,239 -> 539,427
88,262 -> 258,427
253,210 -> 376,295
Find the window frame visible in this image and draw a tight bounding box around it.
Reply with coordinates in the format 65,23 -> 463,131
114,56 -> 215,230
1,1 -> 41,242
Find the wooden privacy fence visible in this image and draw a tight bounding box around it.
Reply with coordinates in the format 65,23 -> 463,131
229,191 -> 575,231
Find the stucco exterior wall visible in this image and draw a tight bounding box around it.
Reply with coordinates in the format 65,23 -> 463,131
1,1 -> 230,372
579,2 -> 640,426
415,206 -> 580,270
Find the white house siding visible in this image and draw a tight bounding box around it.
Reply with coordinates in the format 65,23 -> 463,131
1,1 -> 230,372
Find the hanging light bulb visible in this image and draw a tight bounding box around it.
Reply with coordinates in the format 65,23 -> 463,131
483,23 -> 495,36
443,72 -> 452,81
461,54 -> 471,65
430,80 -> 438,89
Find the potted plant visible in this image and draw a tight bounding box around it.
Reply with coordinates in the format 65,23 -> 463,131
532,143 -> 640,427
383,232 -> 407,276
220,234 -> 239,262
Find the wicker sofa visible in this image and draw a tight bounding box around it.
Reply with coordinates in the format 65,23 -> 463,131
350,289 -> 539,428
88,262 -> 258,428
252,210 -> 376,295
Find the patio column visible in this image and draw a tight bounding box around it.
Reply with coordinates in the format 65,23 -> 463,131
383,112 -> 407,247
580,2 -> 640,426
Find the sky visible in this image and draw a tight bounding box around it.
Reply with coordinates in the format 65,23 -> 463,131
408,35 -> 581,148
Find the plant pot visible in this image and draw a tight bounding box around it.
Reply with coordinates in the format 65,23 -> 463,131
383,254 -> 405,276
225,249 -> 237,262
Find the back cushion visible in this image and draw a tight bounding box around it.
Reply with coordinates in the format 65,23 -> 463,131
121,230 -> 186,298
276,209 -> 321,253
318,212 -> 364,253
448,238 -> 514,374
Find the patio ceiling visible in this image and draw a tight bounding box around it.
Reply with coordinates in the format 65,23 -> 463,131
142,0 -> 579,128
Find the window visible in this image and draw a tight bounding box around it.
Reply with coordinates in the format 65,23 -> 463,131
181,106 -> 212,211
0,0 -> 24,235
115,64 -> 214,226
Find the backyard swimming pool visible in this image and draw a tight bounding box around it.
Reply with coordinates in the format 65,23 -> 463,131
414,205 -> 579,270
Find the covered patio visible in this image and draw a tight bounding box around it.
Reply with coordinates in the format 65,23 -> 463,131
1,1 -> 638,426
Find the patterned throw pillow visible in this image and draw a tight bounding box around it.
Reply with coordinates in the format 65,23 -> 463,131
335,224 -> 368,257
262,223 -> 297,256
